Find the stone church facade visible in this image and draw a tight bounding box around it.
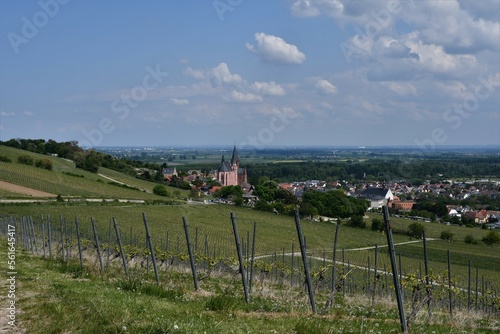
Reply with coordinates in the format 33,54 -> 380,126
210,146 -> 247,186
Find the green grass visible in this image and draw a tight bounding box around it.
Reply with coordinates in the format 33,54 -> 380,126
5,244 -> 498,333
2,202 -> 499,285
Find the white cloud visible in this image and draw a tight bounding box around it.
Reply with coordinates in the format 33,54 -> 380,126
210,63 -> 242,85
405,38 -> 476,74
225,90 -> 263,103
314,78 -> 337,94
23,111 -> 35,116
170,98 -> 189,105
183,67 -> 206,80
291,0 -> 344,17
382,82 -> 418,97
184,63 -> 242,86
246,33 -> 306,64
251,81 -> 286,96
0,111 -> 15,116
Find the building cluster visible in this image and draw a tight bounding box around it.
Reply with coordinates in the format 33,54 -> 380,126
278,179 -> 500,225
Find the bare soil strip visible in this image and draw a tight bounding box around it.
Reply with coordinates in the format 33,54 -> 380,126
0,181 -> 56,197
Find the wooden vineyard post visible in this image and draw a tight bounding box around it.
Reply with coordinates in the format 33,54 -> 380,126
41,223 -> 46,259
448,250 -> 453,317
91,217 -> 104,274
294,209 -> 317,314
48,215 -> 52,259
249,222 -> 257,294
468,260 -> 471,315
59,215 -> 65,262
230,212 -> 249,303
29,217 -> 38,254
75,217 -> 84,269
182,217 -> 199,291
142,213 -> 160,285
113,217 -> 129,280
423,230 -> 432,320
382,205 -> 407,333
369,244 -> 379,315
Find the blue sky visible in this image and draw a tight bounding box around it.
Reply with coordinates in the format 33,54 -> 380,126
1,0 -> 499,149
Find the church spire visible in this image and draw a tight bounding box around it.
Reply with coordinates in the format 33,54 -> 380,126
230,145 -> 239,166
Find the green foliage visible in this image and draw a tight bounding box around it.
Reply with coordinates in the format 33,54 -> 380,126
247,157 -> 500,181
371,218 -> 384,231
35,158 -> 53,170
299,202 -> 318,218
153,184 -> 170,197
348,215 -> 366,228
254,199 -> 274,213
408,222 -> 425,238
482,230 -> 500,246
254,180 -> 296,205
233,196 -> 243,206
74,150 -> 103,173
440,230 -> 454,241
214,185 -> 243,199
302,189 -> 367,218
17,154 -> 34,165
464,234 -> 478,244
0,155 -> 12,162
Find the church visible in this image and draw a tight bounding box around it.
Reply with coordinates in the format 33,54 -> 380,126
210,146 -> 247,186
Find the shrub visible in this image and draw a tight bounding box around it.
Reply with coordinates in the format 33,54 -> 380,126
371,218 -> 384,231
17,155 -> 34,165
0,155 -> 12,162
482,231 -> 500,246
35,158 -> 53,170
408,223 -> 425,238
440,230 -> 454,241
464,234 -> 477,244
153,184 -> 169,197
348,216 -> 366,228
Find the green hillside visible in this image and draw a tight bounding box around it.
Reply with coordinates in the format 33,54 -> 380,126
0,145 -> 168,200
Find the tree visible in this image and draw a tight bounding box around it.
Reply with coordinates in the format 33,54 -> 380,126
482,231 -> 500,246
153,170 -> 164,184
17,155 -> 34,166
299,202 -> 318,219
153,185 -> 169,197
35,158 -> 53,170
464,235 -> 477,245
234,196 -> 243,207
192,176 -> 204,188
440,230 -> 454,241
348,216 -> 366,228
371,218 -> 384,232
408,223 -> 425,238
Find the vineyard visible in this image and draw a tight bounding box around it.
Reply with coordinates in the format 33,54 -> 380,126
1,204 -> 498,333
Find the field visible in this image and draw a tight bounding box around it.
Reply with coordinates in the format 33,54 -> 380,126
1,144 -> 499,332
0,145 -> 185,200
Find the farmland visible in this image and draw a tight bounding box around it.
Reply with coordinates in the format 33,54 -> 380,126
1,144 -> 499,333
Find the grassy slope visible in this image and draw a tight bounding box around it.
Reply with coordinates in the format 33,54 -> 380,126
2,202 -> 499,283
0,145 -> 167,200
5,244 -> 498,334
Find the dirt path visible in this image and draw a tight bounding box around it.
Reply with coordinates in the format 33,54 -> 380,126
0,181 -> 56,197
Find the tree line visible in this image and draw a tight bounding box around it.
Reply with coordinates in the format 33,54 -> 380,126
247,158 -> 500,183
